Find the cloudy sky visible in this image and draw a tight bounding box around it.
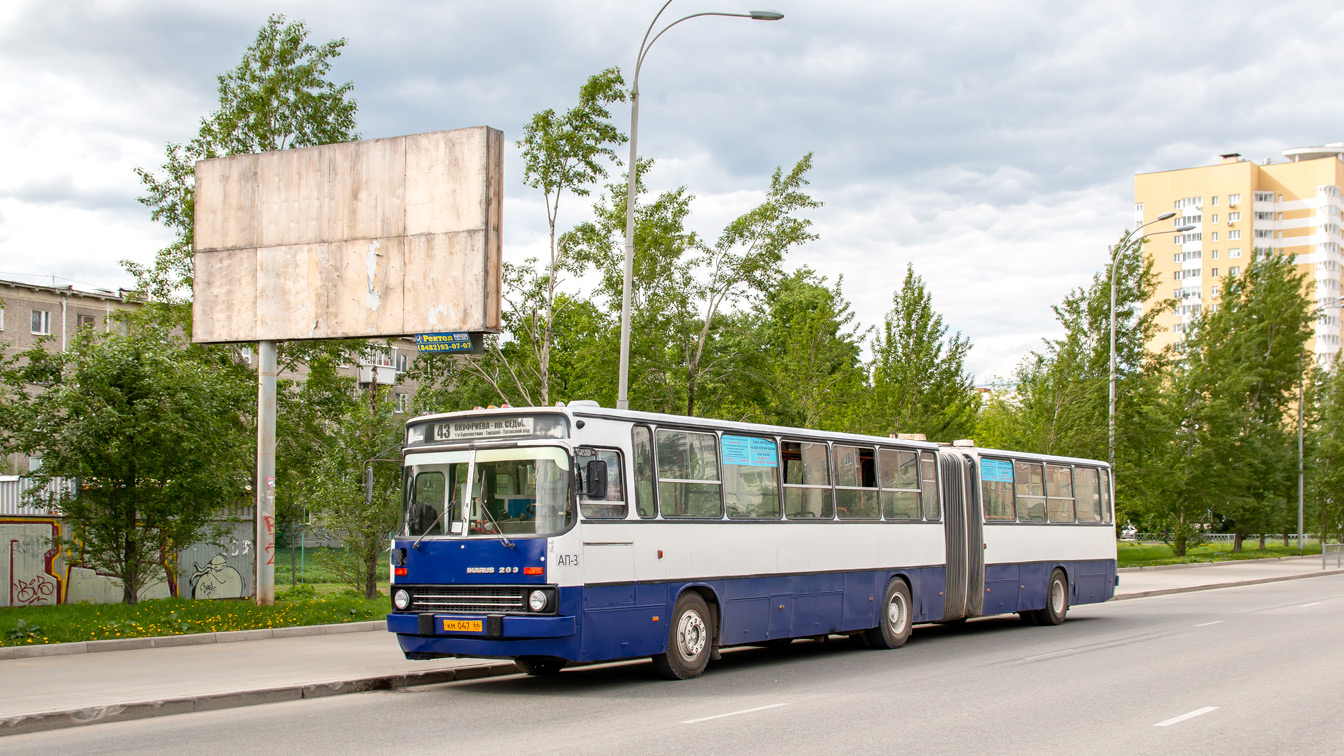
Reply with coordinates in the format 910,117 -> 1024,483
3,0 -> 1343,381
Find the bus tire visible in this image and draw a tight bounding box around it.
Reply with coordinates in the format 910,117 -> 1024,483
1033,569 -> 1069,626
515,656 -> 567,676
653,592 -> 713,680
863,579 -> 913,649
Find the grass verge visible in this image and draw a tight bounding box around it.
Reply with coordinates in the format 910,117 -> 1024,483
1119,540 -> 1322,568
0,590 -> 389,648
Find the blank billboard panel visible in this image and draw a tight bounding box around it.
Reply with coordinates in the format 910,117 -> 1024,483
192,126 -> 502,343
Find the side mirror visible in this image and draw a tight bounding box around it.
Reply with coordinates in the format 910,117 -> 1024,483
584,460 -> 608,500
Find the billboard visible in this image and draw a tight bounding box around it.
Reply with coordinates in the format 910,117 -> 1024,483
192,126 -> 503,343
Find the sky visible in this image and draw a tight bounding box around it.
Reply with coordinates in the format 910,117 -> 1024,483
3,0 -> 1344,383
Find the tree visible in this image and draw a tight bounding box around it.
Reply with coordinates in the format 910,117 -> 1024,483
0,326 -> 252,603
1173,251 -> 1312,551
863,264 -> 978,441
976,235 -> 1172,533
575,155 -> 821,417
451,69 -> 626,407
1307,358 -> 1344,543
131,13 -> 358,310
290,384 -> 404,599
756,268 -> 866,429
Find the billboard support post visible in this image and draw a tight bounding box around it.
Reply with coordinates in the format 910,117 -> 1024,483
256,340 -> 277,606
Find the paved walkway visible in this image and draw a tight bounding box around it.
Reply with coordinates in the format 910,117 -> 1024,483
3,555 -> 1342,737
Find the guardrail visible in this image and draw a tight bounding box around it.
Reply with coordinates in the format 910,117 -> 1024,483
1130,533 -> 1318,547
1326,543 -> 1344,569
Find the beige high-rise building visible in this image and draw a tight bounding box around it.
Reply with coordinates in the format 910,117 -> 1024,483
1134,146 -> 1344,363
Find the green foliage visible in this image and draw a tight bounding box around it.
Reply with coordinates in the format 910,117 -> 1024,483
862,264 -> 978,441
130,13 -> 358,308
573,154 -> 821,417
738,269 -> 862,429
444,69 -> 627,408
1307,358 -> 1344,542
1160,251 -> 1312,552
288,385 -> 404,599
0,326 -> 252,603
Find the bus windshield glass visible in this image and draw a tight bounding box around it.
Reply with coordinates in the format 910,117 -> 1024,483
404,447 -> 573,538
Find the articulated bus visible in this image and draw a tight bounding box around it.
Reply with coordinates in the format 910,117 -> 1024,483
386,403 -> 1117,679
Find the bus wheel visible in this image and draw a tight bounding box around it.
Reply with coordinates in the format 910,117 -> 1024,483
515,656 -> 567,676
864,579 -> 913,649
653,592 -> 713,680
1033,569 -> 1069,626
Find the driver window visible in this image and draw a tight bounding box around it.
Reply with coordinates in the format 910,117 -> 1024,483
408,471 -> 445,536
579,448 -> 627,519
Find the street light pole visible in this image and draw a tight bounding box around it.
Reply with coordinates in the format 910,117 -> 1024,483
1108,212 -> 1189,468
1299,297 -> 1343,551
616,2 -> 783,410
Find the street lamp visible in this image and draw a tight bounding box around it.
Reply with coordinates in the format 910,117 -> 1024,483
1108,212 -> 1192,468
615,2 -> 784,410
1298,297 -> 1343,551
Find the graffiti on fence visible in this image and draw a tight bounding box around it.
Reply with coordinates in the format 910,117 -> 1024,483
1,519 -> 62,607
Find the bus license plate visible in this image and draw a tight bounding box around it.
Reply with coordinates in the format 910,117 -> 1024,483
442,619 -> 483,633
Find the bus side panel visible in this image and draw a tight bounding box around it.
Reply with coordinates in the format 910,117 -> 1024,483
983,563 -> 1020,614
792,573 -> 844,637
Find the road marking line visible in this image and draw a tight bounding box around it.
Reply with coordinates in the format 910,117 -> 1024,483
682,702 -> 790,724
1155,706 -> 1219,727
1194,621 -> 1224,627
1301,602 -> 1322,607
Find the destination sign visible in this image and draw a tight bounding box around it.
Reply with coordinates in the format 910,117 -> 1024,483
436,417 -> 536,441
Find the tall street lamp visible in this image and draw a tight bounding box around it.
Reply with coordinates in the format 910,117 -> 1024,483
616,2 -> 784,410
1298,297 -> 1343,551
1108,212 -> 1192,468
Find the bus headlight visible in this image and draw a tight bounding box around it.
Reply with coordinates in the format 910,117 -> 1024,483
393,589 -> 412,611
528,590 -> 548,612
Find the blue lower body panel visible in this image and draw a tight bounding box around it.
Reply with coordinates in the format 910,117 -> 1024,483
388,560 -> 1115,664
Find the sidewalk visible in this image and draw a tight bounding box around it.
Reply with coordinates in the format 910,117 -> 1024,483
1115,553 -> 1344,599
3,555 -> 1343,737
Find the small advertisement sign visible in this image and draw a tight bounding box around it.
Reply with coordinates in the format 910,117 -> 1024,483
415,332 -> 482,354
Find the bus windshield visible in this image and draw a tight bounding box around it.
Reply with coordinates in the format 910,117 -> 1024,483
404,447 -> 573,538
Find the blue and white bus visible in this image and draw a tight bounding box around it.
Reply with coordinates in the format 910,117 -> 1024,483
386,403 -> 1117,679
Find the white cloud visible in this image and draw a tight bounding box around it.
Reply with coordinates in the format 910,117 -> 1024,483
4,0 -> 1344,380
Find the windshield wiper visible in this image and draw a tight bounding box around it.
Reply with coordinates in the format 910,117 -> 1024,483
411,500 -> 454,551
476,497 -> 515,549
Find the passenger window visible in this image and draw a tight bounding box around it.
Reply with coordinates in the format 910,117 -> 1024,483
577,448 -> 627,520
920,452 -> 940,521
980,458 -> 1015,521
879,448 -> 921,520
1099,468 -> 1113,524
1074,467 -> 1102,522
722,435 -> 781,519
1045,464 -> 1074,523
782,440 -> 833,519
834,445 -> 878,519
1015,461 -> 1046,522
633,426 -> 656,518
656,429 -> 722,518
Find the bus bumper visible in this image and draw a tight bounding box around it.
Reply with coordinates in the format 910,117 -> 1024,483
386,612 -> 576,639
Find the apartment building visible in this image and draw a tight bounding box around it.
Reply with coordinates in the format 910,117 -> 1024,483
0,277 -> 423,474
1134,146 -> 1344,363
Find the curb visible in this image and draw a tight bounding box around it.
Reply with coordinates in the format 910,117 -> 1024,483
0,620 -> 387,661
0,660 -> 520,737
1114,566 -> 1344,600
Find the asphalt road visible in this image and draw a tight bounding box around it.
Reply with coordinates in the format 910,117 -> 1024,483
6,575 -> 1344,756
